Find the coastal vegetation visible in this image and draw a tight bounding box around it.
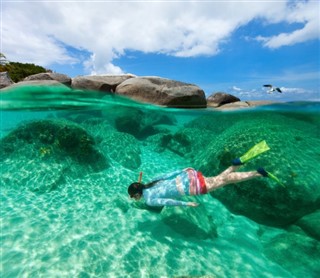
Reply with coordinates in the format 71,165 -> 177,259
0,53 -> 47,82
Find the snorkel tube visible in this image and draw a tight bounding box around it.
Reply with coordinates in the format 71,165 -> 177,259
138,172 -> 143,183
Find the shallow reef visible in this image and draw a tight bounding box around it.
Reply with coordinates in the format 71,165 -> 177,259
1,94 -> 319,277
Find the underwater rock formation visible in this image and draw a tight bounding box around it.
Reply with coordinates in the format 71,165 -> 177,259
100,131 -> 142,170
295,210 -> 320,240
147,127 -> 214,159
114,107 -> 176,139
75,117 -> 143,170
161,197 -> 218,239
0,119 -> 108,192
262,227 -> 320,276
197,113 -> 319,226
156,111 -> 320,227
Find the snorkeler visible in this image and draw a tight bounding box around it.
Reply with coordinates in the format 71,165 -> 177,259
128,141 -> 282,207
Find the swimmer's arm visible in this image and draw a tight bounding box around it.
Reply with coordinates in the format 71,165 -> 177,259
146,198 -> 198,207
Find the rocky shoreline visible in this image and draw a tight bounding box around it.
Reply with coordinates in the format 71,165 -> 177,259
0,71 -> 277,110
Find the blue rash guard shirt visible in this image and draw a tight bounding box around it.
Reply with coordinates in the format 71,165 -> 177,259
142,168 -> 207,207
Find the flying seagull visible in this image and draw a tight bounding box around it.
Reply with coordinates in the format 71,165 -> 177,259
263,84 -> 282,93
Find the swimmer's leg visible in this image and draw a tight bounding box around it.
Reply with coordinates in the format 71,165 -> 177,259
219,165 -> 241,175
204,170 -> 262,192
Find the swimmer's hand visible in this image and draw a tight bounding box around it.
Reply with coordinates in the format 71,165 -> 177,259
187,202 -> 199,207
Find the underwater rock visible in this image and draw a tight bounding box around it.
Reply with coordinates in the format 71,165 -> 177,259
161,197 -> 217,239
150,133 -> 191,156
72,75 -> 134,92
295,210 -> 320,240
148,127 -> 214,159
262,229 -> 320,277
100,131 -> 141,170
207,92 -> 240,107
115,110 -> 156,139
81,118 -> 116,142
162,132 -> 192,156
56,110 -> 104,124
114,107 -> 176,139
23,72 -> 72,86
0,159 -> 65,192
0,119 -> 108,192
115,77 -> 207,108
189,112 -> 320,226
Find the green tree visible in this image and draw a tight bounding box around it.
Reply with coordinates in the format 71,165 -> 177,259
0,60 -> 47,82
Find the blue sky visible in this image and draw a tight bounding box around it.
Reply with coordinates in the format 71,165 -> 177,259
1,0 -> 319,101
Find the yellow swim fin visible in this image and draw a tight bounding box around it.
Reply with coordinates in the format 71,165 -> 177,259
257,167 -> 285,187
233,140 -> 270,165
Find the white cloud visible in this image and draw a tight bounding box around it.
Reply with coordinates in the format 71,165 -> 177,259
280,87 -> 310,94
232,86 -> 242,91
257,1 -> 319,48
2,1 -> 319,74
234,88 -> 264,100
1,23 -> 78,66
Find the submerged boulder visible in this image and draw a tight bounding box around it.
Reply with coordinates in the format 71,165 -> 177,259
114,107 -> 176,139
295,210 -> 320,240
0,119 -> 108,192
161,196 -> 217,239
189,111 -> 320,226
262,228 -> 320,277
100,131 -> 141,170
115,77 -> 207,108
148,127 -> 214,159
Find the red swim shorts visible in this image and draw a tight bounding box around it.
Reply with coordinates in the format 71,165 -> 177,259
197,171 -> 207,194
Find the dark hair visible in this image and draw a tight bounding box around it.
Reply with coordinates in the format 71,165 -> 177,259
128,182 -> 144,197
128,180 -> 161,197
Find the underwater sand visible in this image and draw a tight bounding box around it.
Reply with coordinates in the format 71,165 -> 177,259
0,86 -> 319,277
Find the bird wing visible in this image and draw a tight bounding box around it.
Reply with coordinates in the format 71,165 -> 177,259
263,84 -> 272,88
276,88 -> 282,93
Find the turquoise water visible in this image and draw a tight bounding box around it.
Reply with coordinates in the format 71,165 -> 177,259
1,86 -> 319,277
